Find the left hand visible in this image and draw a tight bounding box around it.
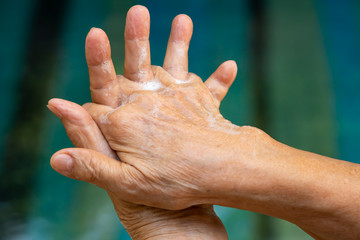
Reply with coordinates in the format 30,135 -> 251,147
49,5 -> 236,239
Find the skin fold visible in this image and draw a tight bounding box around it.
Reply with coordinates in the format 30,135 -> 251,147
49,5 -> 360,240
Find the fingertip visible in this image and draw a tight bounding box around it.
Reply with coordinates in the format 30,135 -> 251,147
127,5 -> 150,17
225,60 -> 238,76
51,150 -> 74,176
51,148 -> 90,178
220,60 -> 237,72
224,60 -> 237,70
51,148 -> 123,189
173,14 -> 193,29
217,60 -> 238,85
47,98 -> 67,118
85,28 -> 111,66
125,5 -> 150,40
170,14 -> 193,42
86,27 -> 106,40
48,99 -> 95,127
48,97 -> 64,106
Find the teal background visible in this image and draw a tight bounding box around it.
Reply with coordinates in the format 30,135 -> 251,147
1,0 -> 359,239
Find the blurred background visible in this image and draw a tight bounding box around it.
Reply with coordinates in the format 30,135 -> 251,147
0,0 -> 359,239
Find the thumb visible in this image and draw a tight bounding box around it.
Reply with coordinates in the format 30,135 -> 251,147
50,148 -> 128,190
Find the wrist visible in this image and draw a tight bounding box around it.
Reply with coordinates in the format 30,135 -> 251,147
111,198 -> 228,240
207,127 -> 360,239
207,127 -> 309,216
204,125 -> 277,208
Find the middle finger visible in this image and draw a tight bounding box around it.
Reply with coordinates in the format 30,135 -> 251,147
124,5 -> 153,82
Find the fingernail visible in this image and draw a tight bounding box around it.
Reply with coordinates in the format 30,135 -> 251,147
47,101 -> 63,118
51,154 -> 73,175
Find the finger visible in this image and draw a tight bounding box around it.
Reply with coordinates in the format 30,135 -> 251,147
124,5 -> 153,82
205,60 -> 237,107
163,14 -> 193,80
50,148 -> 133,191
47,98 -> 117,159
85,28 -> 120,108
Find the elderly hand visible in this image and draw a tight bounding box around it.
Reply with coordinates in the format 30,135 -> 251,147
48,5 -> 237,239
50,5 -> 239,210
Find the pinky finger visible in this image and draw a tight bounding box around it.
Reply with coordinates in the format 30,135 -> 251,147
205,60 -> 237,107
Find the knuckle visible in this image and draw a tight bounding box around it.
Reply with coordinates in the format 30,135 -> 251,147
107,107 -> 140,138
81,102 -> 93,110
84,154 -> 99,183
187,73 -> 202,84
151,65 -> 162,73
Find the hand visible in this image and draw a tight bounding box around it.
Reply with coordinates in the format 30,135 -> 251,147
50,5 -> 242,210
49,5 -> 237,239
50,5 -> 239,210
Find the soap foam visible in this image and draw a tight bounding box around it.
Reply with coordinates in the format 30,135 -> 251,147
163,68 -> 191,84
174,78 -> 191,84
138,80 -> 163,91
136,40 -> 148,80
101,60 -> 113,75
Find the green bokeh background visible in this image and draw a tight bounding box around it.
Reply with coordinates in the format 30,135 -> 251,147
1,0 -> 359,239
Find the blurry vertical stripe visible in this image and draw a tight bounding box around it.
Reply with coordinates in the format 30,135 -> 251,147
248,0 -> 279,239
0,0 -> 36,171
264,0 -> 335,239
0,0 -> 69,238
265,0 -> 337,156
250,0 -> 268,130
316,0 -> 360,163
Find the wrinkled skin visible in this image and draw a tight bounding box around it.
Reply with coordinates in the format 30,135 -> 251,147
48,5 -> 238,239
49,99 -> 229,239
80,65 -> 244,210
